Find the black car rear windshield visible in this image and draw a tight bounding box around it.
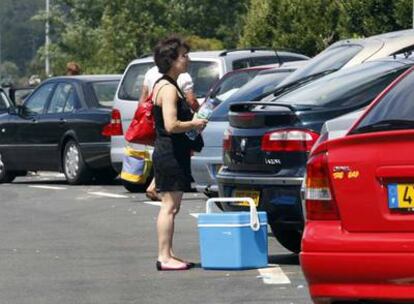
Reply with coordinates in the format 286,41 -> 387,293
277,44 -> 363,88
210,69 -> 293,121
275,60 -> 410,108
353,69 -> 414,133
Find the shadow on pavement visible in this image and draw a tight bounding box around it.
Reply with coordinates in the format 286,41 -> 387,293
268,253 -> 299,265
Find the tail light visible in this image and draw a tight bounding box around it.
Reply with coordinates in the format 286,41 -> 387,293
261,128 -> 319,152
305,152 -> 339,220
223,128 -> 232,152
102,109 -> 123,136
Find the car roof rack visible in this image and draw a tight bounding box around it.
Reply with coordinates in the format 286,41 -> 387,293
219,47 -> 276,56
138,53 -> 153,59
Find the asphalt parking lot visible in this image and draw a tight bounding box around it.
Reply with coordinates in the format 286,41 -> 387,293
0,172 -> 312,304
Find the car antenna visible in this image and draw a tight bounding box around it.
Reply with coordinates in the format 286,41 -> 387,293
274,48 -> 282,66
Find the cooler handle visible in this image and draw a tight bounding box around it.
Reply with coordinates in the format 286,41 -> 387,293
205,197 -> 260,231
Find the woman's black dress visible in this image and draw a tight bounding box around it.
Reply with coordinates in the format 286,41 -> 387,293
152,77 -> 194,192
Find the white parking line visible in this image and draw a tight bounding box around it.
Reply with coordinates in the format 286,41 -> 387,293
37,172 -> 65,178
29,185 -> 67,190
257,265 -> 291,284
143,201 -> 162,207
88,192 -> 129,198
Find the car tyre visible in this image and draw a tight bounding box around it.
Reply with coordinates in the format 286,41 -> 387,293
203,190 -> 224,210
0,157 -> 16,183
63,140 -> 92,185
270,223 -> 302,254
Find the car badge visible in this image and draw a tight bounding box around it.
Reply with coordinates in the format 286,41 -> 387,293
240,138 -> 247,152
332,166 -> 360,179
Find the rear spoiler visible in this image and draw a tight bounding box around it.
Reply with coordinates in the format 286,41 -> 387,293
229,102 -> 296,112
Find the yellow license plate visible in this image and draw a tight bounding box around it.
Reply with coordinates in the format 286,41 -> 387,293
388,183 -> 414,209
232,189 -> 260,207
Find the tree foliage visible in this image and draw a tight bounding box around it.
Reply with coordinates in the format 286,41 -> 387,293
169,0 -> 248,47
2,0 -> 414,80
0,0 -> 44,82
27,0 -> 248,75
240,0 -> 413,57
97,0 -> 172,73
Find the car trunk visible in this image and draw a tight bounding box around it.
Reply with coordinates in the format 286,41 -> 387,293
328,130 -> 414,232
224,102 -> 319,174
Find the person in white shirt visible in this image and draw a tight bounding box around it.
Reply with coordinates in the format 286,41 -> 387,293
139,66 -> 199,201
139,66 -> 199,111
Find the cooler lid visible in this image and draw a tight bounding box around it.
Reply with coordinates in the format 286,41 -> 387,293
198,211 -> 267,226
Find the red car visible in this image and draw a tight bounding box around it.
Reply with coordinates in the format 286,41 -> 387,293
301,66 -> 414,303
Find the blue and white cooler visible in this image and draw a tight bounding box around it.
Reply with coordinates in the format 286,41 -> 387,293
198,197 -> 268,270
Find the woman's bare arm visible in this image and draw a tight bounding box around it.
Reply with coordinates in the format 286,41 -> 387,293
160,85 -> 206,134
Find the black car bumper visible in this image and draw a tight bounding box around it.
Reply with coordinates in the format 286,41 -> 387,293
216,168 -> 304,229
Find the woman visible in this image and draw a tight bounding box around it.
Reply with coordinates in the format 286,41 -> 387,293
66,61 -> 81,75
151,36 -> 207,271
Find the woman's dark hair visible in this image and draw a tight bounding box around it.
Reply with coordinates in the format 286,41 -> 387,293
154,36 -> 190,74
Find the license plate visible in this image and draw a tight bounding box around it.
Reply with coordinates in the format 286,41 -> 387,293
232,189 -> 260,207
388,183 -> 414,209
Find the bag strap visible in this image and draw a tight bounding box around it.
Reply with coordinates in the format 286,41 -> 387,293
161,74 -> 185,99
153,83 -> 172,105
152,74 -> 185,106
145,77 -> 165,103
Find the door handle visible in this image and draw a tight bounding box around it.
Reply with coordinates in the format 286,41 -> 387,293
59,119 -> 67,125
31,118 -> 38,123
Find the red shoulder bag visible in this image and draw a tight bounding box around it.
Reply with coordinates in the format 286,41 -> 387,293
125,93 -> 155,145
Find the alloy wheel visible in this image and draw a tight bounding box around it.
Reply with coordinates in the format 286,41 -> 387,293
64,144 -> 80,179
0,155 -> 5,178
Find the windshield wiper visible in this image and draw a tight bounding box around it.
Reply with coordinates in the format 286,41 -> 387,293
352,119 -> 414,134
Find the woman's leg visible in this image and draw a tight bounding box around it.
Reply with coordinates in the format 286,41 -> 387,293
157,191 -> 185,266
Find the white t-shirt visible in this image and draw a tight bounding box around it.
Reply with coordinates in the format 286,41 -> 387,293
143,66 -> 193,94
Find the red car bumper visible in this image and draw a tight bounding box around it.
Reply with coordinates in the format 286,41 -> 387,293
300,221 -> 414,303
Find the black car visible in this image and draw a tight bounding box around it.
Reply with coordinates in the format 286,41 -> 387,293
216,56 -> 414,253
0,75 -> 121,184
